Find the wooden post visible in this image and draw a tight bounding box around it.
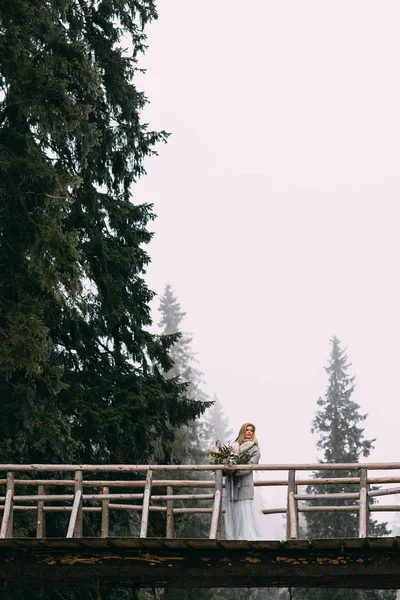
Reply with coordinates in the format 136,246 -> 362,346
287,470 -> 298,540
217,498 -> 223,540
73,470 -> 83,537
101,486 -> 109,538
359,468 -> 369,538
166,485 -> 175,538
0,472 -> 14,539
66,489 -> 83,538
209,470 -> 223,539
140,469 -> 152,538
36,484 -> 45,538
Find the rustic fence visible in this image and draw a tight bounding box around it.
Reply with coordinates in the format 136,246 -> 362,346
1,463 -> 400,540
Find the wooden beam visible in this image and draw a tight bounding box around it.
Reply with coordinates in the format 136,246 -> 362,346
0,537 -> 400,589
359,468 -> 369,538
67,490 -> 82,538
73,471 -> 83,537
0,473 -> 14,539
36,485 -> 45,539
2,461 -> 400,472
209,470 -> 222,539
166,486 -> 175,538
101,487 -> 109,538
286,470 -> 298,540
139,469 -> 152,538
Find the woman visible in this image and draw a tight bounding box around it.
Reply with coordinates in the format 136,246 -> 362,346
224,422 -> 268,540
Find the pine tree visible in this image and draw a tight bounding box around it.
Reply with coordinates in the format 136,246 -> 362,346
158,284 -> 209,466
0,0 -> 208,465
204,395 -> 233,448
0,3 -> 209,597
158,285 -> 212,600
298,336 -> 396,600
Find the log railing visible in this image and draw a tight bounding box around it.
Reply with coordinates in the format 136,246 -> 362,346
0,463 -> 400,540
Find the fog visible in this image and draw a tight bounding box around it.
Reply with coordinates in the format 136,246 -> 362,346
135,1 -> 400,533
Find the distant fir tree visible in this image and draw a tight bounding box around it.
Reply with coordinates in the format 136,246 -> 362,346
158,285 -> 212,600
158,284 -> 210,466
204,394 -> 233,448
0,2 -> 209,598
297,336 -> 396,600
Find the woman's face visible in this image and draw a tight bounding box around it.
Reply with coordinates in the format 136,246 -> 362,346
245,425 -> 254,440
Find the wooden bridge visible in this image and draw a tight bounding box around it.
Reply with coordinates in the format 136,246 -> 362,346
1,462 -> 400,591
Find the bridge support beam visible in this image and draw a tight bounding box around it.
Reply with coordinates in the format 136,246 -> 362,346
0,538 -> 400,590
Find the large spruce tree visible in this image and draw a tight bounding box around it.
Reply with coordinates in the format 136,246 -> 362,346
299,336 -> 396,600
0,3 -> 209,598
0,1 -> 207,469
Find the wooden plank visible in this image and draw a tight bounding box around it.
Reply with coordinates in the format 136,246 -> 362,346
162,539 -> 190,550
368,486 -> 400,498
310,538 -> 342,550
284,539 -> 311,550
101,486 -> 109,538
288,491 -> 298,540
286,470 -> 297,540
152,494 -> 214,501
109,503 -> 165,512
184,539 -> 220,550
3,535 -> 400,590
166,485 -> 175,538
36,484 -> 45,539
139,469 -> 152,538
66,490 -> 82,538
73,470 -> 83,537
300,506 -> 359,512
209,470 -> 222,539
366,537 -> 395,549
8,495 -> 74,502
370,505 -> 400,512
2,461 -> 400,472
0,472 -> 14,539
13,479 -> 75,487
341,538 -> 366,549
217,539 -> 251,550
296,492 -> 359,500
359,468 -> 369,538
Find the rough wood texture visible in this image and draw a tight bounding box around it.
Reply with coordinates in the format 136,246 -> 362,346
1,462 -> 400,472
166,486 -> 175,538
101,487 -> 109,538
287,470 -> 298,540
0,473 -> 14,539
0,537 -> 400,589
359,468 -> 369,538
36,485 -> 45,539
140,469 -> 152,538
209,470 -> 222,538
73,471 -> 83,538
67,490 -> 82,538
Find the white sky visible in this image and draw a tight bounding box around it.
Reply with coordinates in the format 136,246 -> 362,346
134,0 -> 400,512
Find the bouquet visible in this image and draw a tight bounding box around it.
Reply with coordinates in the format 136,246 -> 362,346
206,440 -> 251,468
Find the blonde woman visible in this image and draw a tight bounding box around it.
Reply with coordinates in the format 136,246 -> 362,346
224,422 -> 268,540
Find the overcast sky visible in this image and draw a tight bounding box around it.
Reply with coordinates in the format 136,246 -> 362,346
134,0 -> 400,518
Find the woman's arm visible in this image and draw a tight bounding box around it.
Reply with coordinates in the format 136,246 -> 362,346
234,447 -> 260,477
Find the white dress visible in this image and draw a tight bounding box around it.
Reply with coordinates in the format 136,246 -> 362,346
224,486 -> 270,539
224,443 -> 270,540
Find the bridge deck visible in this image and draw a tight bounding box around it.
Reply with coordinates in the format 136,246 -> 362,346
1,537 -> 400,590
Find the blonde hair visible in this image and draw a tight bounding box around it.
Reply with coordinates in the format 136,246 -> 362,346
234,422 -> 258,445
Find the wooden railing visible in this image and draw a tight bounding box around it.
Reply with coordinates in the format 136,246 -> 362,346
0,463 -> 400,540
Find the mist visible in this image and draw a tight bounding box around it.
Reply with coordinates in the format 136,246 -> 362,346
135,1 -> 400,535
